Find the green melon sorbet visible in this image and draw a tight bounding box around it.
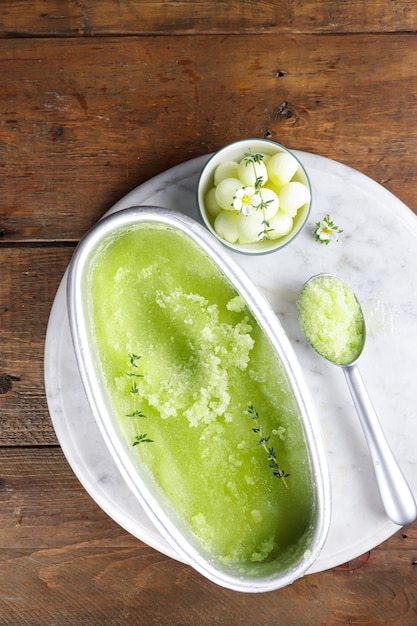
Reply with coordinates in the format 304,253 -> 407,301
298,275 -> 365,365
87,223 -> 315,567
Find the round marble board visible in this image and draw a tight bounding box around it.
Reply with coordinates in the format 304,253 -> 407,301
44,151 -> 417,575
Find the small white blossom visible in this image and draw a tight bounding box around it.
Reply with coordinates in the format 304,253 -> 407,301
313,214 -> 343,245
233,186 -> 262,216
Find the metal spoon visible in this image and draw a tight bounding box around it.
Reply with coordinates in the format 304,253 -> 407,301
297,273 -> 417,526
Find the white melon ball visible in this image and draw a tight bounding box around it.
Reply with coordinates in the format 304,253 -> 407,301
258,188 -> 279,220
214,210 -> 239,243
214,160 -> 239,186
267,152 -> 299,186
236,211 -> 265,244
263,181 -> 281,196
215,177 -> 243,211
278,182 -> 311,217
237,156 -> 268,187
268,211 -> 294,240
204,187 -> 222,218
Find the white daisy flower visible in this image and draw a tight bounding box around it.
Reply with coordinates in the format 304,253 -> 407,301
313,214 -> 343,245
233,186 -> 262,215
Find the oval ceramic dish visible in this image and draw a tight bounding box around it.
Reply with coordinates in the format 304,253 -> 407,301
66,206 -> 331,593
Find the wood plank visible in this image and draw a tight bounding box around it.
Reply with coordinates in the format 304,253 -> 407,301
0,246 -> 74,445
0,448 -> 417,626
1,34 -> 417,243
0,448 -> 118,544
1,0 -> 417,36
0,447 -> 416,625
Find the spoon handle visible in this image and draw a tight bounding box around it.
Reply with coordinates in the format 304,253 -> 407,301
343,364 -> 417,526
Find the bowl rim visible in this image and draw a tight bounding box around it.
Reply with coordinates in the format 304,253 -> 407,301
67,206 -> 331,592
196,138 -> 312,255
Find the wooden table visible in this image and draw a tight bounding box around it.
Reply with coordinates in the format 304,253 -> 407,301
1,2 -> 417,624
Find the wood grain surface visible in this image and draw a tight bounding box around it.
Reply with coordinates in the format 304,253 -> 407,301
1,0 -> 417,35
1,33 -> 417,242
0,450 -> 416,626
1,1 -> 417,624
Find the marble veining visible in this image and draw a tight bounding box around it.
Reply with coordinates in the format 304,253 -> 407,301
44,150 -> 417,574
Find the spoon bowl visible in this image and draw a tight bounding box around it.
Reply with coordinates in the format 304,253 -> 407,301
298,272 -> 366,367
298,273 -> 417,526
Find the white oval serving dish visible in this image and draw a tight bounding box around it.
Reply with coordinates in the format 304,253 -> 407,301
66,206 -> 331,593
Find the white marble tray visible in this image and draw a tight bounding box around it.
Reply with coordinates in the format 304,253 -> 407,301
44,151 -> 417,574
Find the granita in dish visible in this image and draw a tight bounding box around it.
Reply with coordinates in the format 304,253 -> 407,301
87,223 -> 315,566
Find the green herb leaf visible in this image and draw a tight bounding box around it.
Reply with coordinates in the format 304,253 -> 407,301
125,353 -> 153,447
126,410 -> 147,418
132,434 -> 153,446
129,353 -> 142,367
240,151 -> 275,241
247,403 -> 289,487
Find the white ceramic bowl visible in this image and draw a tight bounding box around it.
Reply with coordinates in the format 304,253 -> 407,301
67,206 -> 330,592
197,138 -> 312,255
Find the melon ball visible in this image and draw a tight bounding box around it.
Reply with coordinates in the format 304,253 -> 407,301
278,182 -> 311,217
215,178 -> 243,211
268,212 -> 294,239
237,156 -> 268,187
214,210 -> 239,243
237,211 -> 265,244
267,152 -> 299,186
205,187 -> 222,218
214,160 -> 239,186
258,188 -> 279,220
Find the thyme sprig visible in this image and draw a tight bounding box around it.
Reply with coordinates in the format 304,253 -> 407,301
133,433 -> 153,446
247,403 -> 289,488
241,151 -> 274,241
126,353 -> 153,446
